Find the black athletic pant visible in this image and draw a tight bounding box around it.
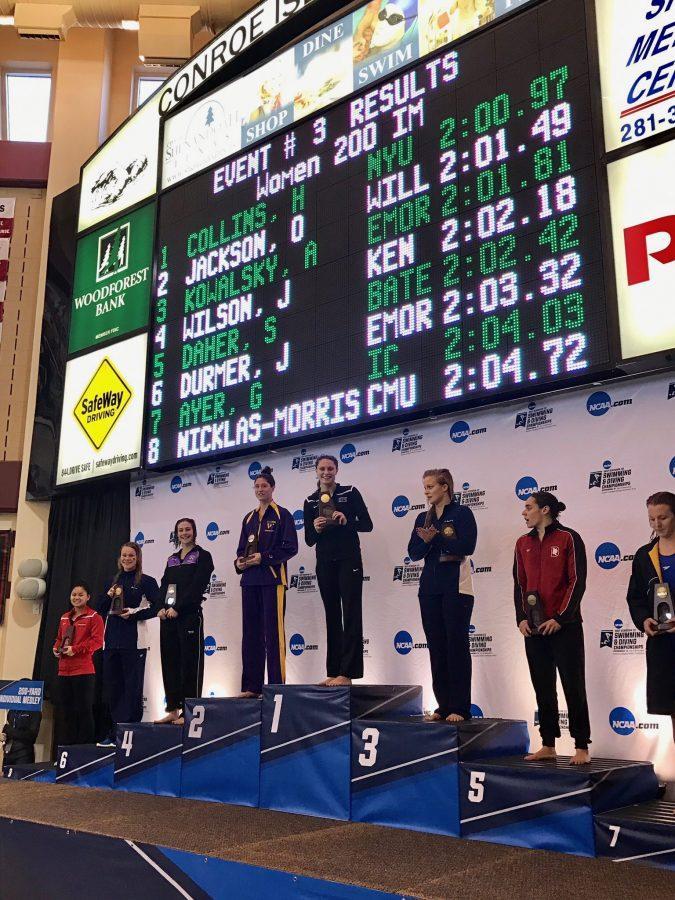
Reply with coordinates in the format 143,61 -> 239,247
160,610 -> 204,712
525,621 -> 591,749
103,648 -> 147,735
4,746 -> 35,766
59,674 -> 95,745
419,592 -> 474,719
316,556 -> 364,679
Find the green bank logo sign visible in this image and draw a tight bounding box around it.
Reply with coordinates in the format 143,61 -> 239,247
69,203 -> 155,355
97,221 -> 130,281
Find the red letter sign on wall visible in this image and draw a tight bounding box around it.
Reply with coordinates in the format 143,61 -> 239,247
608,144 -> 675,360
624,216 -> 675,286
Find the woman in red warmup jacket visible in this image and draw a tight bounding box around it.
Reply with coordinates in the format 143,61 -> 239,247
53,581 -> 104,745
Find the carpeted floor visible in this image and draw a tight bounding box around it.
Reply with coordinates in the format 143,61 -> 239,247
0,779 -> 672,899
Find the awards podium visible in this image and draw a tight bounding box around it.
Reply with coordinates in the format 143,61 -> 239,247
55,744 -> 115,788
4,684 -> 665,868
458,756 -> 659,856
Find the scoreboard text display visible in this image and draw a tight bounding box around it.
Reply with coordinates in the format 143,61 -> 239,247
146,7 -> 609,467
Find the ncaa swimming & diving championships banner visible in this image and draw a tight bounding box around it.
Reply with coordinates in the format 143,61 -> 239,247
131,370 -> 675,780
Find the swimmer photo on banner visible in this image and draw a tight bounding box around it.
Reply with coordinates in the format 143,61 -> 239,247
353,0 -> 419,87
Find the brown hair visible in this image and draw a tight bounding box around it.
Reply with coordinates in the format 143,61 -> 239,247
646,491 -> 675,515
116,541 -> 143,586
423,468 -> 454,498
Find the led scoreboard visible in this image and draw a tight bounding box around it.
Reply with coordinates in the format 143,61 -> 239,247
146,17 -> 608,467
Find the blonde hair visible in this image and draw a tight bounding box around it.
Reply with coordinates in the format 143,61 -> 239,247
423,468 -> 455,498
116,541 -> 143,586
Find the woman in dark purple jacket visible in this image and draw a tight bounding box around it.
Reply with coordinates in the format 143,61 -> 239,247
235,467 -> 298,697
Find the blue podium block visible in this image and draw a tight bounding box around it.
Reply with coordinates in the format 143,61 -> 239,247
350,684 -> 423,720
2,762 -> 55,783
595,800 -> 675,870
350,717 -> 528,835
114,723 -> 182,797
181,698 -> 261,806
459,757 -> 660,856
54,745 -> 115,788
351,717 -> 460,835
260,685 -> 351,819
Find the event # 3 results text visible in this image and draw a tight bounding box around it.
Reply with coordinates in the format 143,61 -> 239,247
147,36 -> 607,466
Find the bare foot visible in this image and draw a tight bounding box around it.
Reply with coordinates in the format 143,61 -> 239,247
570,749 -> 591,765
446,713 -> 465,723
317,678 -> 333,686
328,676 -> 352,686
154,711 -> 179,724
424,712 -> 443,721
524,746 -> 557,761
237,691 -> 259,698
172,716 -> 185,726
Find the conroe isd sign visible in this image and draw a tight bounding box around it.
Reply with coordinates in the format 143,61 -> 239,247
69,203 -> 155,355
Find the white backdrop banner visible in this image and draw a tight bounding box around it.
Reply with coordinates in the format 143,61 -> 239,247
131,372 -> 675,779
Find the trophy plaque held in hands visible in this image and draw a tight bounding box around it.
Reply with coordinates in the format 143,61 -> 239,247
654,583 -> 674,632
109,584 -> 125,616
59,621 -> 76,655
439,520 -> 462,562
526,590 -> 544,634
319,491 -> 337,527
165,584 -> 177,610
245,531 -> 259,558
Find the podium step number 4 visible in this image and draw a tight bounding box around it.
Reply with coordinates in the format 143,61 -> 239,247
114,723 -> 182,797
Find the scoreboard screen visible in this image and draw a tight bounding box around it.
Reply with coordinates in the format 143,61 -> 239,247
146,20 -> 608,467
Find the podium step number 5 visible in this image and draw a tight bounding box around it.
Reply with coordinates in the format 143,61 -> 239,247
468,771 -> 486,803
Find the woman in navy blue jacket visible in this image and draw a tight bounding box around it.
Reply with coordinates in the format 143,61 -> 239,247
408,468 -> 478,722
96,541 -> 159,745
235,467 -> 298,697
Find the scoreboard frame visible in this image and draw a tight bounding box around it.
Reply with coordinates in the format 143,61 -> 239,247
140,0 -> 619,473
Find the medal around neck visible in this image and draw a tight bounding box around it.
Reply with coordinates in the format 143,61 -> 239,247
654,582 -> 674,632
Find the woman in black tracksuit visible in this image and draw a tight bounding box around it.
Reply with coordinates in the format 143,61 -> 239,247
627,491 -> 675,741
96,541 -> 159,745
408,468 -> 477,722
156,518 -> 214,725
304,454 -> 373,685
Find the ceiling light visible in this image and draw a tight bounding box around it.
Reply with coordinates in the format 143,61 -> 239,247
121,20 -> 140,31
0,15 -> 15,25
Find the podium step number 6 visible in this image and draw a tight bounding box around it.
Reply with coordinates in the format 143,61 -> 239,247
59,751 -> 68,769
271,694 -> 283,733
188,705 -> 206,739
358,727 -> 380,767
468,771 -> 486,803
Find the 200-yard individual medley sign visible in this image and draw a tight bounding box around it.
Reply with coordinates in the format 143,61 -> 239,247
596,0 -> 675,150
56,334 -> 147,485
69,203 -> 155,355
